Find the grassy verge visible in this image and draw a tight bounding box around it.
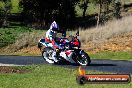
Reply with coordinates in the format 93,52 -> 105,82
89,51 -> 132,60
0,26 -> 32,47
0,65 -> 131,88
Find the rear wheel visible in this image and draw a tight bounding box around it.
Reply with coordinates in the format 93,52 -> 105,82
76,52 -> 91,66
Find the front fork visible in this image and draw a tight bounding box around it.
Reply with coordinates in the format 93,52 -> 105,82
72,49 -> 84,61
56,49 -> 61,60
79,50 -> 84,55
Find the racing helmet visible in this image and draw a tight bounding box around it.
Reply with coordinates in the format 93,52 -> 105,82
50,21 -> 59,32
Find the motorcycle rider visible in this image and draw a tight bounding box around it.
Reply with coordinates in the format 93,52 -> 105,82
45,20 -> 66,63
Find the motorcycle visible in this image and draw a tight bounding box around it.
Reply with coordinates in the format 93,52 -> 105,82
38,31 -> 91,66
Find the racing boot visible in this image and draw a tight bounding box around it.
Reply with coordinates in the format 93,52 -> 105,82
45,58 -> 54,64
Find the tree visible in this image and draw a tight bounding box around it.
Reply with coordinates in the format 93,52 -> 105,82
113,0 -> 121,19
19,0 -> 79,29
20,0 -> 60,25
58,0 -> 79,28
79,0 -> 89,18
0,0 -> 12,27
88,0 -> 112,27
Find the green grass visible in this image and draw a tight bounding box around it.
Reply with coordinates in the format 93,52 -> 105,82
0,65 -> 131,88
0,26 -> 32,47
89,51 -> 132,60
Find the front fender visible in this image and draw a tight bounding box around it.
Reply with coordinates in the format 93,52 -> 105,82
38,39 -> 45,49
74,49 -> 84,55
38,42 -> 42,49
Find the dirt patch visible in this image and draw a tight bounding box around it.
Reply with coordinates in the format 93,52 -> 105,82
14,46 -> 41,56
82,32 -> 132,54
0,66 -> 30,74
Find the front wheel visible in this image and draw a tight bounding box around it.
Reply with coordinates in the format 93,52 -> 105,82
76,52 -> 91,66
42,47 -> 55,64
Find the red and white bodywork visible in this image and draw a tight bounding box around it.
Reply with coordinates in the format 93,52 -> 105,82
38,31 -> 91,66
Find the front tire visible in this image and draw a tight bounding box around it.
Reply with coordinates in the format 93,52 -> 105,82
42,47 -> 55,64
76,52 -> 91,66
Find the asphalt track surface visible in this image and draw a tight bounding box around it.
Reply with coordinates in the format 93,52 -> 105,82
0,55 -> 132,74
